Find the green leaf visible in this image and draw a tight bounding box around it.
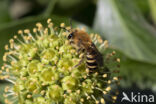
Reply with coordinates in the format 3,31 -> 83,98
149,0 -> 156,25
93,0 -> 156,88
93,0 -> 156,64
117,50 -> 156,89
133,0 -> 150,16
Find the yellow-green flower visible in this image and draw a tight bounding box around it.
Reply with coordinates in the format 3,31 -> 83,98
0,19 -> 120,104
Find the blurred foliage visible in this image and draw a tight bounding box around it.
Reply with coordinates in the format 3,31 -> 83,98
0,0 -> 156,103
0,0 -> 11,25
94,0 -> 156,64
149,0 -> 156,25
93,0 -> 156,88
133,0 -> 150,16
0,81 -> 12,104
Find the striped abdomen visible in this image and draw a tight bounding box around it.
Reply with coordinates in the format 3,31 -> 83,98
86,43 -> 103,72
86,52 -> 98,72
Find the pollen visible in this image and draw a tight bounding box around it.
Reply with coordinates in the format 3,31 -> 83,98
113,77 -> 119,81
112,51 -> 116,55
36,22 -> 43,30
9,39 -> 14,43
76,90 -> 80,94
106,87 -> 111,92
103,91 -> 107,94
24,29 -> 30,34
117,58 -> 120,63
86,68 -> 90,73
4,86 -> 9,92
108,80 -> 111,84
5,99 -> 9,103
96,100 -> 99,104
33,28 -> 37,33
87,96 -> 91,100
60,23 -> 65,27
18,30 -> 23,34
112,96 -> 117,100
62,32 -> 67,36
66,26 -> 71,30
103,74 -> 107,78
36,22 -> 43,28
98,38 -> 103,43
41,90 -> 45,95
104,40 -> 108,48
47,18 -> 52,24
5,45 -> 9,50
101,98 -> 105,104
48,23 -> 53,28
1,66 -> 5,70
80,98 -> 84,102
27,94 -> 32,98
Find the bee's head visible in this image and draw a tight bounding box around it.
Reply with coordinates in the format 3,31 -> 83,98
68,32 -> 74,40
68,29 -> 78,40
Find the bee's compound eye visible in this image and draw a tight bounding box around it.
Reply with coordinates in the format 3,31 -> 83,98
68,33 -> 73,39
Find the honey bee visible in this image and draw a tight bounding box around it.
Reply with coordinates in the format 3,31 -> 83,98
67,29 -> 104,73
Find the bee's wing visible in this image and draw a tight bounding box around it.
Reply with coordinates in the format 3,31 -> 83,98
90,43 -> 104,67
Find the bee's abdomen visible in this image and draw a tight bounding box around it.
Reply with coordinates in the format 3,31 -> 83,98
86,54 -> 98,71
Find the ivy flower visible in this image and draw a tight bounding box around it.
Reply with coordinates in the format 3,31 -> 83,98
0,19 -> 120,104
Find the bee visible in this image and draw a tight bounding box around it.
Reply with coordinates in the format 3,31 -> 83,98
67,29 -> 104,73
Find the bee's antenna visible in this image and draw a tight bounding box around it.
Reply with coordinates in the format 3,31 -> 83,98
59,26 -> 70,32
59,18 -> 73,32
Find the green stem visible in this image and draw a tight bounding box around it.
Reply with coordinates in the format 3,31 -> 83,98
43,0 -> 58,17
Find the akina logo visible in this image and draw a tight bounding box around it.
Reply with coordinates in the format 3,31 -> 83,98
121,92 -> 155,103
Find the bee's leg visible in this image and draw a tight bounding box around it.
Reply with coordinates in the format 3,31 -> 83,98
72,46 -> 86,69
77,48 -> 85,54
77,48 -> 82,54
73,50 -> 85,69
73,55 -> 85,68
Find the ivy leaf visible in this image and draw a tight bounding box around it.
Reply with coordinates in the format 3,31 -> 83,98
133,0 -> 150,16
93,0 -> 156,64
117,50 -> 156,89
93,0 -> 156,88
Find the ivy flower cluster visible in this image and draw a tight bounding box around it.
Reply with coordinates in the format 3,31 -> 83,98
0,19 -> 120,104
